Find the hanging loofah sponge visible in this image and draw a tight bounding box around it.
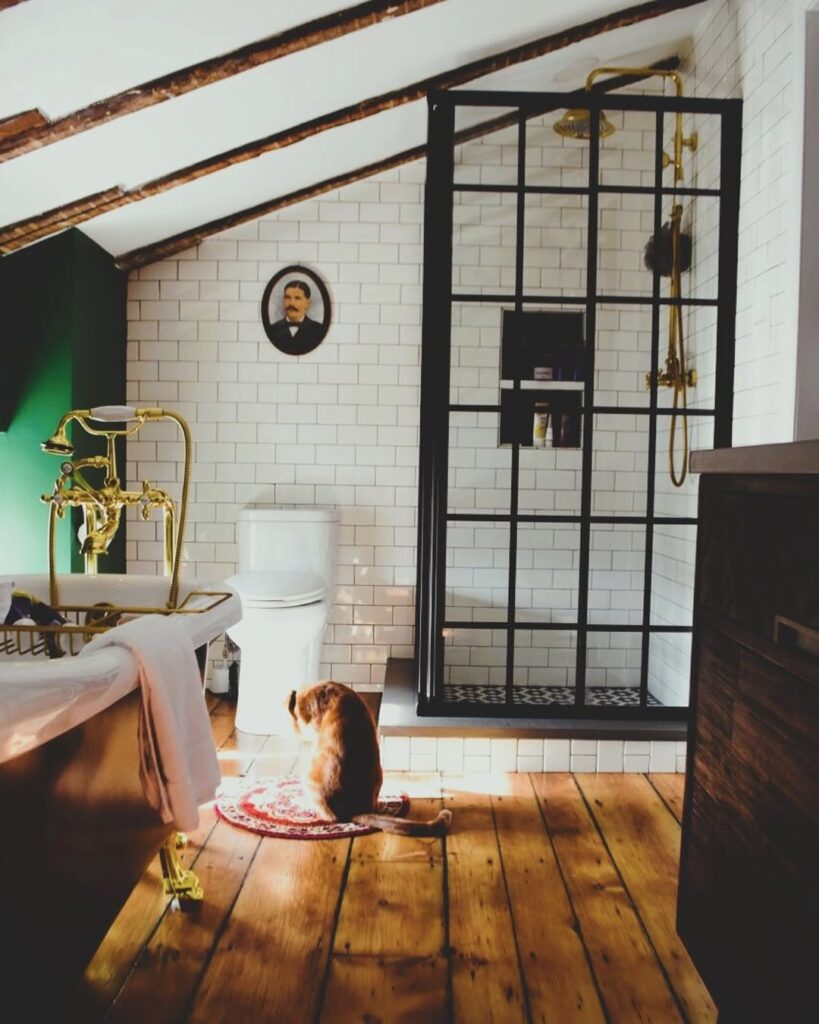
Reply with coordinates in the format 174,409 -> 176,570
644,222 -> 692,277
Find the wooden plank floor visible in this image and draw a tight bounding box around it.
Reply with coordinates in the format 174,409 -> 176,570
71,695 -> 715,1023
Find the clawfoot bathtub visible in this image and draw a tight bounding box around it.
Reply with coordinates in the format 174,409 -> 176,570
0,573 -> 240,999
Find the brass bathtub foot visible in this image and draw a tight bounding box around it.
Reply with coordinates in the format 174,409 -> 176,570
159,832 -> 203,903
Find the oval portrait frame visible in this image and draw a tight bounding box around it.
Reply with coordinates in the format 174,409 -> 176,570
261,265 -> 331,356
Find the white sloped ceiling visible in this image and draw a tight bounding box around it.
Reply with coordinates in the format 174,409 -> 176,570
0,0 -> 715,259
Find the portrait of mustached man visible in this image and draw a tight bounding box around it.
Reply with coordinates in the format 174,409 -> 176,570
267,277 -> 326,354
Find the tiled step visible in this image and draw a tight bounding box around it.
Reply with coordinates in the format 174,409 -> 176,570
377,659 -> 687,774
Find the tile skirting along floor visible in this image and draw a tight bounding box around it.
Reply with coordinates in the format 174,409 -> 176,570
379,659 -> 687,773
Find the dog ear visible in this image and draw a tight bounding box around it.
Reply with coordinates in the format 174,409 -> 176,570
287,689 -> 297,719
293,687 -> 315,726
313,681 -> 338,719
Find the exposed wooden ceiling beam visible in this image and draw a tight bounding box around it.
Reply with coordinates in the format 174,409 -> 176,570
0,109 -> 46,142
0,0 -> 448,162
117,61 -> 677,271
0,0 -> 705,255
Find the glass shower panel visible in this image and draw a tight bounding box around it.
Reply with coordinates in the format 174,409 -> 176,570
687,112 -> 722,192
654,413 -> 713,519
513,628 -> 577,698
591,412 -> 649,516
678,303 -> 718,412
598,105 -> 657,189
443,626 -> 508,695
517,445 -> 583,514
647,631 -> 691,707
445,522 -> 510,622
594,303 -> 653,408
597,191 -> 655,298
684,196 -> 720,302
447,410 -> 511,516
524,107 -> 586,189
588,525 -> 645,626
453,108 -> 520,187
515,522 -> 580,624
650,524 -> 696,627
452,189 -> 517,296
584,630 -> 642,703
523,193 -> 588,299
419,88 -> 739,720
654,304 -> 718,413
650,197 -> 719,308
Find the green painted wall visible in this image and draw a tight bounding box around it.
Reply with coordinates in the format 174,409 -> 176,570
0,230 -> 126,576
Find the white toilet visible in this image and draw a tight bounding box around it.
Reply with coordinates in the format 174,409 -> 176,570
226,504 -> 339,734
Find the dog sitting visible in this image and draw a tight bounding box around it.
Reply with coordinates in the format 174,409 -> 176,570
287,681 -> 452,836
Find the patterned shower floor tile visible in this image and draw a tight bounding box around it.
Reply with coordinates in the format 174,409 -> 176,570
441,684 -> 661,708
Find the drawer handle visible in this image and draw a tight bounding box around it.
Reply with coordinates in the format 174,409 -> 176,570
774,616 -> 819,659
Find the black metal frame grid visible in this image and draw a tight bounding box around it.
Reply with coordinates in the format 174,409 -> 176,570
415,87 -> 743,720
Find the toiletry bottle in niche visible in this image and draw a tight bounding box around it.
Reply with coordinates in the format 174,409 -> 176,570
532,403 -> 549,447
552,402 -> 581,448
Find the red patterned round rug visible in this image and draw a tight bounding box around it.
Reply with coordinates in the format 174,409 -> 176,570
215,774 -> 410,839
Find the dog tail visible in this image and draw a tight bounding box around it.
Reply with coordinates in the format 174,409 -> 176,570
351,808 -> 452,836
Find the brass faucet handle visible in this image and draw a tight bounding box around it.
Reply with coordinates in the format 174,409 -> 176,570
645,367 -> 697,390
683,131 -> 698,152
139,482 -> 173,520
41,489 -> 62,505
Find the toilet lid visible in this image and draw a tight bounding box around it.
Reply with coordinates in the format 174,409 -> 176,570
226,570 -> 327,608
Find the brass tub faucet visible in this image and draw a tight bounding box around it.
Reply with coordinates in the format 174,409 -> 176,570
41,406 -> 192,609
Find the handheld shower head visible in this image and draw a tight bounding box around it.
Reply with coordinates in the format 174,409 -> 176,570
41,420 -> 75,456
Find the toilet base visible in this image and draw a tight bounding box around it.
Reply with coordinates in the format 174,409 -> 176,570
228,601 -> 327,735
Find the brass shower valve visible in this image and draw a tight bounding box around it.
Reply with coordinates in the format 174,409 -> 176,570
645,367 -> 697,390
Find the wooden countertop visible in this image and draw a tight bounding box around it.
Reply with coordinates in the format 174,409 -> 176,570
690,439 -> 819,475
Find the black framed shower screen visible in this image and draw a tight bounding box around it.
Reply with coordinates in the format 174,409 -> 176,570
415,87 -> 742,720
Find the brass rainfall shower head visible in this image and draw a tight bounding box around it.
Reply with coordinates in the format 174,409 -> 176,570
553,65 -> 692,144
553,107 -> 616,140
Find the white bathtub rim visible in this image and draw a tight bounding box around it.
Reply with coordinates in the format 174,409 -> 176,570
0,574 -> 242,764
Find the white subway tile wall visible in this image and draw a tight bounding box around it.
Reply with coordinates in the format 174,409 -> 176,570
127,169 -> 426,690
688,0 -> 801,445
126,18 -> 795,722
642,0 -> 803,704
124,114 -> 698,704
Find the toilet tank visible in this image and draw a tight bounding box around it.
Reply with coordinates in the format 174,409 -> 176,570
236,505 -> 340,586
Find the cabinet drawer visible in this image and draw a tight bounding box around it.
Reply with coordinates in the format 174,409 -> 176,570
697,480 -> 819,641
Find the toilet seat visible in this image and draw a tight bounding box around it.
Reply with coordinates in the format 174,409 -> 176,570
226,570 -> 327,609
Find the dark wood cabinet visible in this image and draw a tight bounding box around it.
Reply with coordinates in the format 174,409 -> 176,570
678,450 -> 819,1022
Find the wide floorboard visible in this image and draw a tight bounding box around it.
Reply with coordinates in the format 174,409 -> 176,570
72,696 -> 714,1023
